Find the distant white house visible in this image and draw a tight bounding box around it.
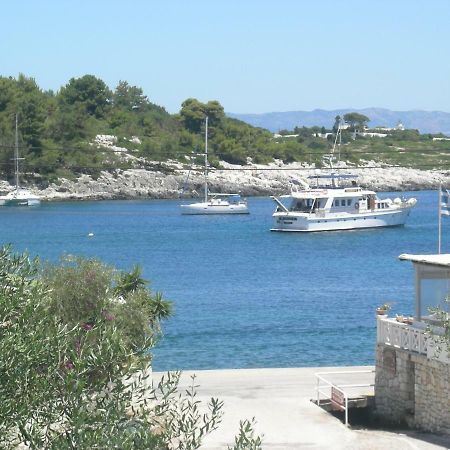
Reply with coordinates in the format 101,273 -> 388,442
273,120 -> 406,140
358,132 -> 388,138
312,132 -> 333,139
374,120 -> 405,132
273,133 -> 299,138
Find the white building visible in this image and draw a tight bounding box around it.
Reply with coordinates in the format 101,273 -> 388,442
375,253 -> 450,434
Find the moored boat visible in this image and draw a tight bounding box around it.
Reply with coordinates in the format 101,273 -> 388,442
0,115 -> 41,207
271,176 -> 416,232
180,116 -> 249,215
0,188 -> 41,206
270,122 -> 416,232
181,193 -> 248,215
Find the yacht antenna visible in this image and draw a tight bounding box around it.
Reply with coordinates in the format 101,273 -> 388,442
330,120 -> 343,167
325,120 -> 343,187
204,116 -> 208,203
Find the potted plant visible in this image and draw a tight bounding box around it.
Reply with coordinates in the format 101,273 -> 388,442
376,303 -> 391,316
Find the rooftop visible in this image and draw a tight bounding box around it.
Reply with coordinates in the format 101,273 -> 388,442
399,253 -> 450,267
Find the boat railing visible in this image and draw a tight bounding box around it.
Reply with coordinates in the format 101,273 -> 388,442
315,209 -> 326,217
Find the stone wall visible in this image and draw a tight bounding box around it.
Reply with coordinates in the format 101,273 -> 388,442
375,343 -> 450,434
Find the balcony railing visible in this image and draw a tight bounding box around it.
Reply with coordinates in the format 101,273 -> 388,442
377,316 -> 449,364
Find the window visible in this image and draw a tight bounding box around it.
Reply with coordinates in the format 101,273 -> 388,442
341,199 -> 346,207
347,199 -> 352,206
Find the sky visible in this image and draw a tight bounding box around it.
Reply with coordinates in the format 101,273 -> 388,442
2,0 -> 450,114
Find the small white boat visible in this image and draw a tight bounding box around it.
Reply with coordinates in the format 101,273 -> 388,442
180,116 -> 249,215
270,123 -> 416,232
0,115 -> 41,207
0,188 -> 41,206
181,193 -> 248,215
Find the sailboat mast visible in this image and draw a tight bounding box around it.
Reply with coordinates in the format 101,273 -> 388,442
14,114 -> 19,190
204,116 -> 208,202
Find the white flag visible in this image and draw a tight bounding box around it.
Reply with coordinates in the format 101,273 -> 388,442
441,188 -> 450,216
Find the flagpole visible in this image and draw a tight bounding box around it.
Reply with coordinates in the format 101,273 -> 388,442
438,184 -> 442,254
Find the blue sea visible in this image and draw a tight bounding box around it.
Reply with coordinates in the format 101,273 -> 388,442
0,190 -> 446,371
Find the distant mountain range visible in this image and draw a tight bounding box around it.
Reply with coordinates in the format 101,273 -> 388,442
228,108 -> 450,135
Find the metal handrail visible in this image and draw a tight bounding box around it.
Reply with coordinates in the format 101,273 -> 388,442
315,369 -> 375,426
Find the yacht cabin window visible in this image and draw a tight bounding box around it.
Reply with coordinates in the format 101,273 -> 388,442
333,198 -> 352,207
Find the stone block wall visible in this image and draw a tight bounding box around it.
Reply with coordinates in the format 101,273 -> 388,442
375,343 -> 450,434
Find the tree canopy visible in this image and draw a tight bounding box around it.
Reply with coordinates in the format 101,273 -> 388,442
0,73 -> 445,186
343,112 -> 370,130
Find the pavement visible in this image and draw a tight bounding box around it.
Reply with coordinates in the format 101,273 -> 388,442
154,366 -> 450,449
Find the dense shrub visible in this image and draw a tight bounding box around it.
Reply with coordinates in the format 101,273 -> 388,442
0,247 -> 262,449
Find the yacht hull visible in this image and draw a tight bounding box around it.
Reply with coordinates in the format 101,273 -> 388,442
271,208 -> 413,232
181,202 -> 249,215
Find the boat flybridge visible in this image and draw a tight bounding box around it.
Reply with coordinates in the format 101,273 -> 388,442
0,115 -> 40,207
270,123 -> 417,232
180,117 -> 249,215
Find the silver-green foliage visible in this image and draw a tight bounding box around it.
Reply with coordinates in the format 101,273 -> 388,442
428,296 -> 450,357
228,418 -> 263,450
0,248 -> 262,449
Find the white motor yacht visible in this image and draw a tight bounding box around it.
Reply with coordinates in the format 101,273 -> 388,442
271,175 -> 416,232
270,123 -> 416,232
180,116 -> 249,215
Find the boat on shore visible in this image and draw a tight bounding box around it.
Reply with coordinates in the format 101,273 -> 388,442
0,115 -> 41,207
270,124 -> 417,232
180,117 -> 249,215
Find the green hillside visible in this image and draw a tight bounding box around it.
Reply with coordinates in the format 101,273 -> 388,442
0,74 -> 449,187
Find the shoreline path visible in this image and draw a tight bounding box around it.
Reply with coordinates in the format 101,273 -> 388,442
154,366 -> 449,449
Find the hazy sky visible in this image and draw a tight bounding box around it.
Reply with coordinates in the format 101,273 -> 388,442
2,0 -> 450,114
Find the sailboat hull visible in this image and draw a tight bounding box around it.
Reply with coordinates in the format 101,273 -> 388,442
0,191 -> 41,207
180,201 -> 249,215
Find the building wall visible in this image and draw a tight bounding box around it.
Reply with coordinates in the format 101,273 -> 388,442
375,343 -> 450,434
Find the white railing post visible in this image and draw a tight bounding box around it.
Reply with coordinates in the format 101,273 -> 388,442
344,394 -> 348,426
316,376 -> 320,404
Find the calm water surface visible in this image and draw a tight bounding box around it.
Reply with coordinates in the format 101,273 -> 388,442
0,190 -> 447,371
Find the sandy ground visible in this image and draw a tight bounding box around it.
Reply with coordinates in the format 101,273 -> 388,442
154,366 -> 450,450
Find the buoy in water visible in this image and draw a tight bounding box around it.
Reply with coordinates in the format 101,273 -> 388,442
88,232 -> 94,237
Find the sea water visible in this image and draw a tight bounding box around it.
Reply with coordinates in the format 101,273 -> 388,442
0,190 -> 446,371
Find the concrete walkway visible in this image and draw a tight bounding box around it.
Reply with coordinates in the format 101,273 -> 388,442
155,366 -> 450,449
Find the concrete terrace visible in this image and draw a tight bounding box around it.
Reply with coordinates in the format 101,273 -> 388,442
155,366 -> 450,449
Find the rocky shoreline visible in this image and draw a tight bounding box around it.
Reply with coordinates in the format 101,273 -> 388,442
3,161 -> 450,201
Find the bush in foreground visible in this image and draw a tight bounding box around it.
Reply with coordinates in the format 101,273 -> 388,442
0,247 -> 262,449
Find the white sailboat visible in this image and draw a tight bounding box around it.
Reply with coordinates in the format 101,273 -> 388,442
270,123 -> 417,232
180,117 -> 249,215
0,115 -> 41,207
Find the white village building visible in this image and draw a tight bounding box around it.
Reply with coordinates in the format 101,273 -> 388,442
375,253 -> 450,434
